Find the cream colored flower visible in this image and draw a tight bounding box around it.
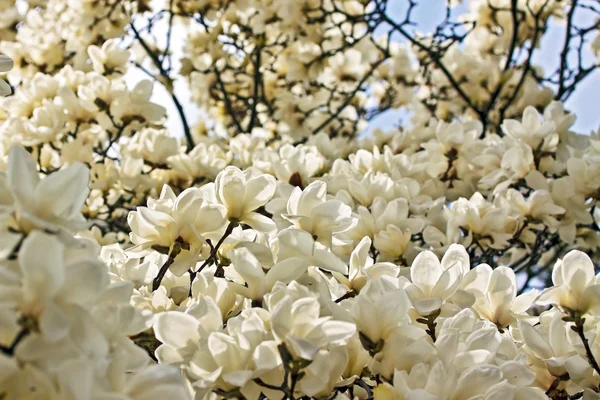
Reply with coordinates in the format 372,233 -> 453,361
462,265 -> 538,329
215,166 -> 277,232
7,145 -> 89,234
537,250 -> 600,314
13,231 -> 108,342
128,185 -> 226,276
406,244 -> 470,316
283,180 -> 355,247
333,236 -> 398,292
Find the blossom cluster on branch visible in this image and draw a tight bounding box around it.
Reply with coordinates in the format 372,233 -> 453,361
0,0 -> 600,399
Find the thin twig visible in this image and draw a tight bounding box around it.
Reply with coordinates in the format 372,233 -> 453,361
129,22 -> 195,151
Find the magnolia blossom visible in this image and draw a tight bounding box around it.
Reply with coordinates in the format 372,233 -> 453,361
518,313 -> 576,378
154,296 -> 224,365
463,265 -> 538,329
128,185 -> 227,276
87,39 -> 130,75
282,180 -> 355,247
1,1 -> 600,399
228,247 -> 308,302
214,166 -> 277,232
7,231 -> 108,342
405,244 -> 470,316
351,279 -> 413,346
501,106 -> 558,151
270,295 -> 356,361
334,236 -> 399,292
537,250 -> 600,314
6,145 -> 89,234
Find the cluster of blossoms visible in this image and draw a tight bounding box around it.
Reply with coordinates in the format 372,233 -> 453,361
0,145 -> 188,398
0,0 -> 599,399
3,140 -> 600,399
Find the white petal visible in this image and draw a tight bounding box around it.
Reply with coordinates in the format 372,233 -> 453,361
454,365 -> 503,398
441,244 -> 470,275
0,79 -> 11,96
518,320 -> 554,360
501,361 -> 536,387
0,55 -> 13,72
266,257 -> 308,288
312,248 -> 348,274
242,174 -> 276,213
8,145 -> 39,210
19,231 -> 65,298
242,212 -> 276,232
56,358 -> 93,400
320,320 -> 356,345
410,251 -> 443,291
40,302 -> 71,342
216,166 -> 245,218
34,163 -> 89,219
154,311 -> 201,350
60,259 -> 108,305
412,297 -> 443,316
560,250 -> 594,290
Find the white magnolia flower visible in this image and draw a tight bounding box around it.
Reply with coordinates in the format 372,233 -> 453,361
2,5 -> 600,399
505,189 -> 565,227
154,296 -> 224,364
128,185 -> 226,276
462,265 -> 538,329
7,145 -> 89,234
215,166 -> 277,232
351,279 -> 412,346
283,180 -> 356,247
13,231 -> 108,342
271,295 -> 356,361
272,228 -> 348,275
333,236 -> 399,292
406,244 -> 470,316
228,246 -> 309,303
537,250 -> 600,314
501,105 -> 558,150
185,311 -> 273,396
168,142 -> 231,181
296,347 -> 349,397
87,39 -> 130,75
518,312 -> 577,377
111,80 -> 166,126
105,364 -> 191,400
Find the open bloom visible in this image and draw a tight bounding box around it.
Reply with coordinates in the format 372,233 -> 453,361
333,236 -> 399,292
6,145 -> 90,234
271,295 -> 356,361
351,279 -> 413,346
184,311 -> 271,396
501,105 -> 557,151
154,296 -> 224,365
12,231 -> 109,342
406,244 -> 470,316
518,312 -> 577,377
283,180 -> 355,247
537,250 -> 600,314
215,166 -> 277,232
128,185 -> 226,276
228,247 -> 309,302
462,265 -> 538,329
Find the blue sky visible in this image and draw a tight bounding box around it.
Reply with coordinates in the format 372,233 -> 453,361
147,0 -> 599,136
371,0 -> 600,134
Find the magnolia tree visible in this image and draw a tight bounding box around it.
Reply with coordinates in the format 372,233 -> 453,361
1,0 -> 600,399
